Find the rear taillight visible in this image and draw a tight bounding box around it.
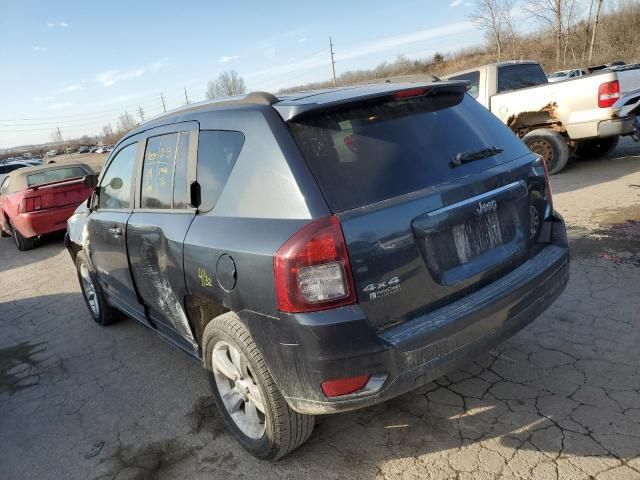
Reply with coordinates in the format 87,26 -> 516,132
19,196 -> 42,213
598,80 -> 620,108
541,156 -> 553,208
274,216 -> 356,313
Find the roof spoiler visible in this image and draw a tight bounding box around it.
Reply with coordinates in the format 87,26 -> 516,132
275,81 -> 469,121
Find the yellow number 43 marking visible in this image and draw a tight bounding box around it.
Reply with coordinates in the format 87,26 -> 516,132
198,268 -> 213,288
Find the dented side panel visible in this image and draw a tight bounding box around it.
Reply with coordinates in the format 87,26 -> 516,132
127,213 -> 197,349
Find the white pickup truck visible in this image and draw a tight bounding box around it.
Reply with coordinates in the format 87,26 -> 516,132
446,61 -> 640,173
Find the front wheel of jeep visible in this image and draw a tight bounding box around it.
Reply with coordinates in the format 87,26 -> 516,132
202,312 -> 314,460
75,250 -> 123,326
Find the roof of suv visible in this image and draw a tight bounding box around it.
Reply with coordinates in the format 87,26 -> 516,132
134,81 -> 468,132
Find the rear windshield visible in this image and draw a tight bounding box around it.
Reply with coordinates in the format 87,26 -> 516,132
497,64 -> 548,92
27,166 -> 87,187
289,92 -> 530,212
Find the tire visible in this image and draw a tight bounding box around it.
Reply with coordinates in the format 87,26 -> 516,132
75,250 -> 122,326
203,312 -> 314,460
10,222 -> 37,251
522,129 -> 570,175
574,136 -> 619,159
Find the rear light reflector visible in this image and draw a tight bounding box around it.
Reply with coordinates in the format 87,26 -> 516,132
598,80 -> 620,108
19,196 -> 42,213
274,216 -> 356,313
321,374 -> 371,397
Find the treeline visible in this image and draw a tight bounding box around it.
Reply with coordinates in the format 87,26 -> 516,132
279,1 -> 640,93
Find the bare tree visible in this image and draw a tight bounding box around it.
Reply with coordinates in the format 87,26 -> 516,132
588,0 -> 604,63
469,0 -> 515,60
205,70 -> 247,99
523,0 -> 577,66
118,112 -> 137,132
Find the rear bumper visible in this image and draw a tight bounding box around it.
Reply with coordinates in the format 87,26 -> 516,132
13,204 -> 80,238
598,115 -> 636,137
243,214 -> 569,415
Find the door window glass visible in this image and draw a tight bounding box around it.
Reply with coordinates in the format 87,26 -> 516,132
197,131 -> 244,212
141,133 -> 178,209
98,143 -> 137,209
173,132 -> 190,209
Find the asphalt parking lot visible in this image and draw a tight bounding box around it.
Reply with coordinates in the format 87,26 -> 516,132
1,143 -> 639,480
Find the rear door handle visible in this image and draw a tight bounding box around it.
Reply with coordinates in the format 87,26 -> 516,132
108,227 -> 123,238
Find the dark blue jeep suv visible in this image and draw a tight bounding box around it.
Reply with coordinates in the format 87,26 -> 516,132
66,82 -> 569,459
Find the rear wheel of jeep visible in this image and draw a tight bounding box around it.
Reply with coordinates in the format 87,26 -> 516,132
75,250 -> 122,326
203,312 -> 314,460
522,129 -> 570,175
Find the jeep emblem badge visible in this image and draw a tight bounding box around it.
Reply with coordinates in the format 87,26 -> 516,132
476,199 -> 498,216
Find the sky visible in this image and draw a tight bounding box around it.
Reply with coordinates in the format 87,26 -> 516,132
1,0 -> 511,148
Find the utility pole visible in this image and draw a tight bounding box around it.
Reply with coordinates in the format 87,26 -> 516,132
56,126 -> 63,143
588,0 -> 603,64
184,87 -> 190,105
160,92 -> 167,112
137,105 -> 145,122
329,36 -> 337,87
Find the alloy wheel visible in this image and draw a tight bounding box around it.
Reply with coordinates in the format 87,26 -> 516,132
79,263 -> 100,317
211,340 -> 266,439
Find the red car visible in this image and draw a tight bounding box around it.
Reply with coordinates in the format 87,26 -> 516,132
0,163 -> 94,250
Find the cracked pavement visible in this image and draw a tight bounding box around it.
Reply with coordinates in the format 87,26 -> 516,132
1,142 -> 639,479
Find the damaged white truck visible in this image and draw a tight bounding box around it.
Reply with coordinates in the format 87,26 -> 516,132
447,61 -> 640,173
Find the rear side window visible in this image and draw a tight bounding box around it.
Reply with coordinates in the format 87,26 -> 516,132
26,166 -> 87,187
497,64 -> 548,92
141,132 -> 190,209
289,92 -> 530,212
99,143 -> 137,210
196,131 -> 244,212
449,71 -> 480,98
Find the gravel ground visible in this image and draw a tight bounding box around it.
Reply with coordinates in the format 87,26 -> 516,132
1,141 -> 639,480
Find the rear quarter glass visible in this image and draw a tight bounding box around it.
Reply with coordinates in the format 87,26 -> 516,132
288,93 -> 530,212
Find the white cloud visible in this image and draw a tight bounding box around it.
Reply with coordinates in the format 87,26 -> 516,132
220,55 -> 240,63
34,96 -> 54,102
449,0 -> 463,7
94,58 -> 168,87
58,83 -> 81,93
48,102 -> 73,110
47,21 -> 68,28
32,46 -> 46,52
298,37 -> 308,43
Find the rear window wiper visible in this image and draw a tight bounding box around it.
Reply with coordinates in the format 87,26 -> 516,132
450,147 -> 503,168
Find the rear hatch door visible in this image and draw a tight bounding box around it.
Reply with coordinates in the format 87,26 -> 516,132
286,85 -> 550,330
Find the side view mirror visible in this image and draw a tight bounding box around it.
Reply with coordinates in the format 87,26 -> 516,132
82,174 -> 98,188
